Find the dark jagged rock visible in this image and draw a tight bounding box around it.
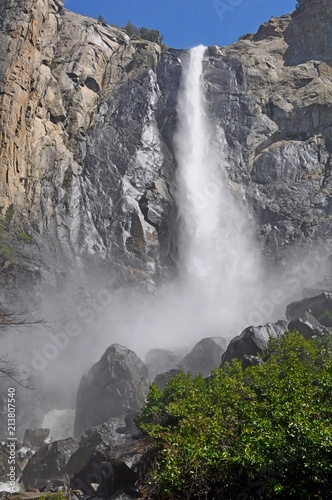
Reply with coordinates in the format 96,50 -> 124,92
152,338 -> 228,387
66,417 -> 143,498
242,355 -> 265,370
23,428 -> 50,449
154,369 -> 182,390
288,317 -> 330,338
177,337 -> 228,377
74,344 -> 150,438
221,321 -> 289,365
19,437 -> 79,489
286,292 -> 332,326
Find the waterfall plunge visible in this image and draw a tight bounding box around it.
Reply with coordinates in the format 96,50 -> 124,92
174,46 -> 264,335
71,47 -> 270,360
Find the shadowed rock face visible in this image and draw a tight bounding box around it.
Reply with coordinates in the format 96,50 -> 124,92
178,337 -> 228,377
221,321 -> 289,365
67,416 -> 142,497
286,292 -> 332,326
23,428 -> 50,449
74,344 -> 150,438
149,337 -> 228,388
19,437 -> 79,489
0,0 -> 332,306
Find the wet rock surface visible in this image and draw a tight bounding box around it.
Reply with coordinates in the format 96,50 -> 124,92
178,337 -> 228,377
221,321 -> 289,365
23,429 -> 50,449
67,416 -> 143,498
19,437 -> 79,489
286,292 -> 332,326
242,355 -> 265,370
222,291 -> 332,364
154,368 -> 182,390
288,316 -> 331,338
74,344 -> 150,438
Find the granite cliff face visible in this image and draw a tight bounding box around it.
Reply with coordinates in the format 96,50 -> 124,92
0,0 -> 331,304
0,0 -> 176,305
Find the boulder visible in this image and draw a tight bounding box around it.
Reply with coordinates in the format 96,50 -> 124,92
78,415 -> 134,449
221,321 -> 289,365
242,356 -> 265,370
66,416 -> 143,498
0,441 -> 33,483
178,337 -> 228,377
154,369 -> 181,390
16,446 -> 34,476
145,348 -> 184,380
288,316 -> 330,338
23,428 -> 50,449
286,292 -> 332,326
74,344 -> 150,438
19,437 -> 79,490
152,337 -> 229,388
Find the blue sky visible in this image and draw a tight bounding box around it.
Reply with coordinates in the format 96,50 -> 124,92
62,0 -> 297,49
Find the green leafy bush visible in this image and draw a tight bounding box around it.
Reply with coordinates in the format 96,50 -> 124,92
38,493 -> 68,500
18,231 -> 31,243
137,331 -> 332,499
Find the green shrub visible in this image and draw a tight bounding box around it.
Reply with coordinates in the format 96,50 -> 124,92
18,231 -> 31,243
137,331 -> 332,498
38,493 -> 68,500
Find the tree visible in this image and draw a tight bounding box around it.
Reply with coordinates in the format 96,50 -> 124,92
124,20 -> 140,39
139,27 -> 164,45
97,15 -> 106,24
124,21 -> 165,47
136,331 -> 332,498
0,308 -> 43,385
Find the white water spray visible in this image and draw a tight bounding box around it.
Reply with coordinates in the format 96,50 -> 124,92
174,46 -> 263,333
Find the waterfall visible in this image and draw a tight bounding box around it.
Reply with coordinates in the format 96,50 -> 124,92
42,409 -> 76,441
174,46 -> 263,333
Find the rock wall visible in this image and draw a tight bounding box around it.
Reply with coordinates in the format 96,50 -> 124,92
0,0 -> 177,302
0,0 -> 331,305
